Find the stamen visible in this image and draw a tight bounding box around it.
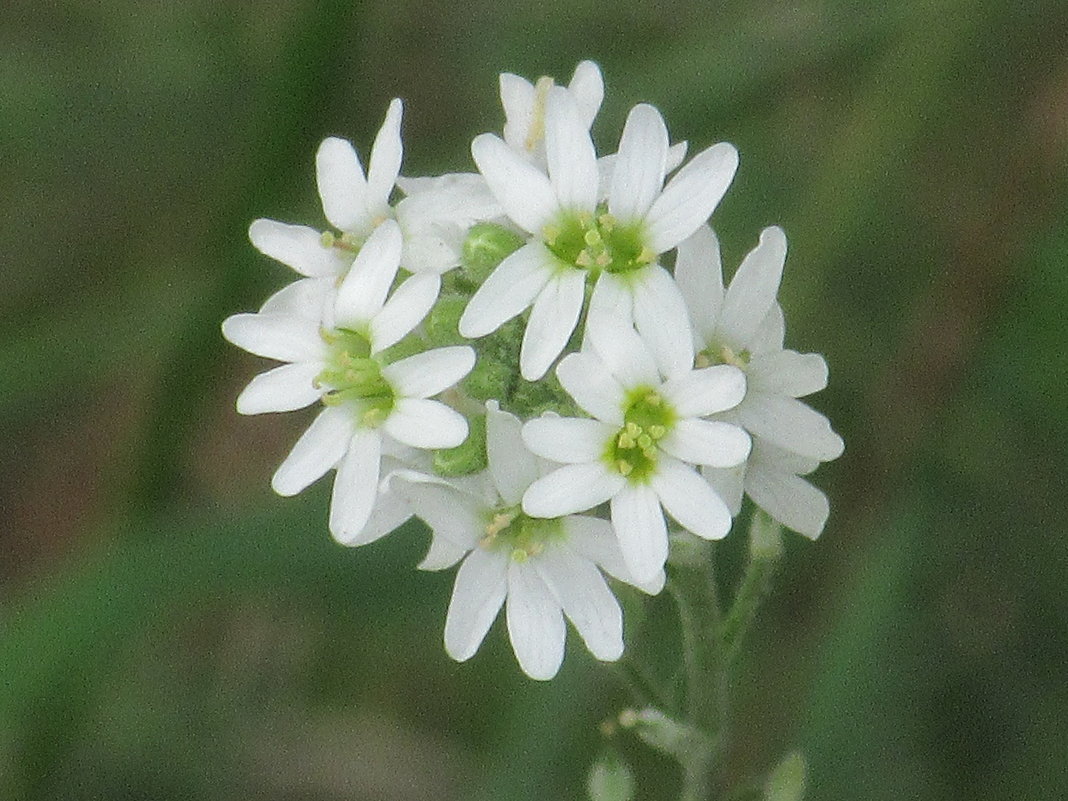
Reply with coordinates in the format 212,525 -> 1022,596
320,231 -> 336,248
525,76 -> 555,152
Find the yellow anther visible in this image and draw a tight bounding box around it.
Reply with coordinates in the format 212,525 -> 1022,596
645,393 -> 661,406
511,547 -> 529,563
637,246 -> 656,264
485,511 -> 516,537
320,230 -> 336,248
695,351 -> 712,368
542,225 -> 560,244
361,407 -> 387,426
577,209 -> 593,225
637,433 -> 653,449
642,446 -> 658,460
618,432 -> 635,448
617,460 -> 634,476
479,534 -> 495,549
583,229 -> 603,247
575,249 -> 596,268
626,422 -> 641,437
595,252 -> 612,268
597,213 -> 615,230
648,425 -> 666,439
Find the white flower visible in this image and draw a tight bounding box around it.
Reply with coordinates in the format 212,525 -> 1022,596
460,86 -> 738,380
520,313 -> 750,583
393,402 -> 661,680
222,221 -> 476,544
675,225 -> 844,538
499,60 -> 604,162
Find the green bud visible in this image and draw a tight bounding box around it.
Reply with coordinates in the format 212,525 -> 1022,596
750,509 -> 784,561
433,414 -> 487,476
461,223 -> 524,286
764,752 -> 806,801
424,294 -> 468,347
617,708 -> 711,764
587,749 -> 635,801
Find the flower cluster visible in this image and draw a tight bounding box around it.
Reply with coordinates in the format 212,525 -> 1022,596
223,61 -> 842,679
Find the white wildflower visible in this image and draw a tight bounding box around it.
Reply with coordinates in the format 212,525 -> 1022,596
675,225 -> 844,538
460,86 -> 738,380
394,402 -> 660,680
520,313 -> 750,583
222,221 -> 475,544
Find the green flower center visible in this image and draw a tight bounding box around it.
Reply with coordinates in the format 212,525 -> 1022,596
480,505 -> 564,563
316,328 -> 395,427
542,205 -> 655,276
603,387 -> 677,483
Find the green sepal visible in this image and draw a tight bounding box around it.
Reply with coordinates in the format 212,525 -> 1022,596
461,222 -> 524,286
433,413 -> 487,476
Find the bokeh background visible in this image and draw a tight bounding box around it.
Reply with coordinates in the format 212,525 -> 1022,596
2,1 -> 1066,799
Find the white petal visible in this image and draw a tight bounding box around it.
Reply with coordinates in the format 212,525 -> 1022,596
586,310 -> 660,387
522,417 -> 614,464
334,220 -> 403,327
499,72 -> 535,151
506,564 -> 566,680
751,303 -> 786,354
328,428 -> 382,543
472,133 -> 558,233
701,463 -> 746,517
609,103 -> 669,222
536,547 -> 623,661
365,98 -> 403,217
659,418 -> 751,467
236,362 -> 323,414
660,364 -> 746,417
674,225 -> 724,345
585,272 -> 634,339
568,61 -> 604,127
419,533 -> 469,571
383,345 -> 474,399
610,484 -> 668,583
717,226 -> 787,349
519,267 -> 586,380
737,394 -> 844,462
645,142 -> 738,253
370,273 -> 440,353
249,219 -> 344,278
259,277 -> 333,321
383,398 -> 468,449
316,137 -> 367,232
523,463 -> 626,518
556,352 -> 625,424
632,264 -> 695,380
222,313 -> 324,363
355,481 -> 413,546
666,140 -> 688,171
747,350 -> 828,398
271,406 -> 354,496
753,436 -> 820,476
393,474 -> 484,549
746,462 -> 829,539
545,86 -> 599,212
564,516 -> 665,594
486,401 -> 540,505
651,458 -> 733,540
458,242 -> 554,338
445,549 -> 508,661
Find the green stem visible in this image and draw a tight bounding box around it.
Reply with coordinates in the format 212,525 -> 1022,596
722,513 -> 783,665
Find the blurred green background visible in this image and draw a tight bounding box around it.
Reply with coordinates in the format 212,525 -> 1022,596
2,1 -> 1066,799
